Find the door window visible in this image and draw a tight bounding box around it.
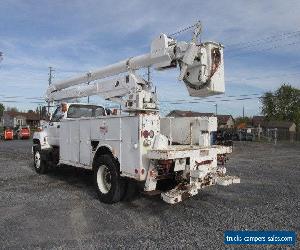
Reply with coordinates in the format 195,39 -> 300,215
51,106 -> 65,122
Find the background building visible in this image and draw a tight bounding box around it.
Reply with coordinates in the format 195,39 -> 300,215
2,111 -> 40,128
216,115 -> 235,129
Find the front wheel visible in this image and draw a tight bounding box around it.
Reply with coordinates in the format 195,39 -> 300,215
94,154 -> 122,204
34,147 -> 47,174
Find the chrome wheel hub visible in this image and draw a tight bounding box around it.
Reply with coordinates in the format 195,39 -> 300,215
97,165 -> 112,194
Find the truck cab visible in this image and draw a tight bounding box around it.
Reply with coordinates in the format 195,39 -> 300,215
33,103 -> 106,168
36,103 -> 106,146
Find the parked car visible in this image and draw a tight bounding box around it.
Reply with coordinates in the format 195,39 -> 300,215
212,130 -> 234,146
16,127 -> 31,139
237,129 -> 254,141
4,128 -> 14,140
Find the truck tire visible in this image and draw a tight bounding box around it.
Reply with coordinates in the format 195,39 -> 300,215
94,154 -> 122,204
33,146 -> 47,174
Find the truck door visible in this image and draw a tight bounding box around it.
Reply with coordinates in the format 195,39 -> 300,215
79,120 -> 91,166
47,106 -> 64,146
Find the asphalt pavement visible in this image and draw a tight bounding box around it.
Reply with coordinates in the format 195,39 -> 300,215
0,139 -> 299,249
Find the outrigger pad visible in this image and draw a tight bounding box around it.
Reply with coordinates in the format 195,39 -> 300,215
216,176 -> 240,186
161,185 -> 198,204
161,175 -> 240,204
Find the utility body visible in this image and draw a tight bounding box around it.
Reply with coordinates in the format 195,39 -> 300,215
33,23 -> 239,204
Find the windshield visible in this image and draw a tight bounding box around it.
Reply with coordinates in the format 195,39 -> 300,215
67,104 -> 105,118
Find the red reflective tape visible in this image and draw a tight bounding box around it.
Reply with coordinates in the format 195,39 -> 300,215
196,160 -> 213,166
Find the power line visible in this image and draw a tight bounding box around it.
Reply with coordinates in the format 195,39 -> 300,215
249,40 -> 300,53
226,72 -> 300,83
1,77 -> 294,105
160,93 -> 263,103
0,99 -> 45,104
162,92 -> 289,105
226,30 -> 300,50
168,22 -> 200,37
197,93 -> 262,100
163,96 -> 261,105
0,93 -> 267,105
1,96 -> 23,99
226,40 -> 300,58
0,95 -> 44,100
25,97 -> 44,100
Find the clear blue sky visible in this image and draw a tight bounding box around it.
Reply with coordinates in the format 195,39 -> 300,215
0,0 -> 299,117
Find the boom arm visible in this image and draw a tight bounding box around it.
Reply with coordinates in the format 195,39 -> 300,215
46,24 -> 225,109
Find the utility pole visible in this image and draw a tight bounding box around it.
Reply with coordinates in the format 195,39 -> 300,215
39,105 -> 42,120
48,67 -> 55,114
147,66 -> 151,83
87,72 -> 91,104
214,103 -> 218,115
242,105 -> 245,118
87,88 -> 90,103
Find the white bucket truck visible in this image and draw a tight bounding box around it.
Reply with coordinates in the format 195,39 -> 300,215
33,23 -> 239,204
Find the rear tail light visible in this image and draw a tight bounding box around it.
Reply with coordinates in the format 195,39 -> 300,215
135,168 -> 146,176
142,130 -> 149,138
142,130 -> 154,138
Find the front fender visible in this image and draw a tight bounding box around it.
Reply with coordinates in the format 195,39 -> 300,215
33,131 -> 51,150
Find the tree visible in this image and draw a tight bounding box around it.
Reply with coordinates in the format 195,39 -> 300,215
0,103 -> 4,117
235,116 -> 252,129
261,84 -> 300,128
6,107 -> 19,112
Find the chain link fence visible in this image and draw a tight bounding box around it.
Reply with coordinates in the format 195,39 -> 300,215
260,129 -> 300,142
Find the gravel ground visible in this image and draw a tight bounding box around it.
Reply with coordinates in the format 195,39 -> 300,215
0,140 -> 299,249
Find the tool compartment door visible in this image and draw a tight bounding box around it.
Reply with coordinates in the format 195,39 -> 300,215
60,120 -> 80,164
79,119 -> 91,166
120,116 -> 140,176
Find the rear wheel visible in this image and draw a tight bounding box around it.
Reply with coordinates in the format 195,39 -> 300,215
94,154 -> 122,203
34,146 -> 47,174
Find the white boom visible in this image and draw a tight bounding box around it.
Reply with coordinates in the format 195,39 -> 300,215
46,23 -> 225,106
